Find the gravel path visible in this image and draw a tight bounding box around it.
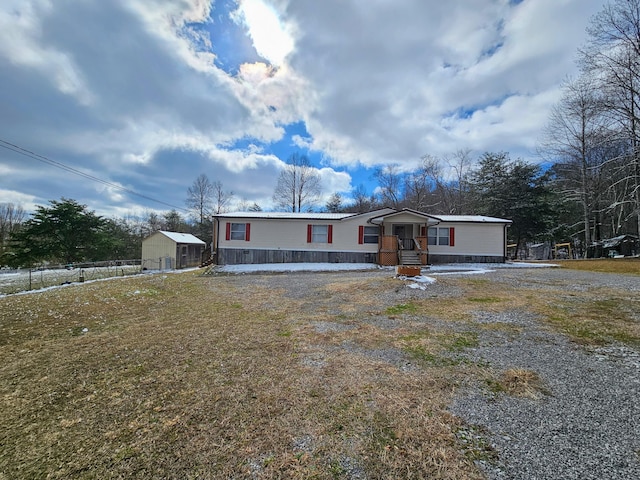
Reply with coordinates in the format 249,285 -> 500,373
449,268 -> 640,480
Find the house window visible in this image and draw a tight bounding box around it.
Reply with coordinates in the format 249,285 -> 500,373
226,222 -> 251,241
359,225 -> 379,244
428,227 -> 454,246
307,224 -> 333,243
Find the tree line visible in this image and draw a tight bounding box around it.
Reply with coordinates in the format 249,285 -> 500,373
539,0 -> 640,248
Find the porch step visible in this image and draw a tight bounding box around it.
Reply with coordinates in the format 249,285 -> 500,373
399,251 -> 421,265
200,256 -> 216,268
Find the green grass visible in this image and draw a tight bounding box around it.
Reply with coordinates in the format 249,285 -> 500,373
468,297 -> 502,304
385,302 -> 418,315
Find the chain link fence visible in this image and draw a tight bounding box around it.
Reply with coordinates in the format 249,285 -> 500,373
0,260 -> 143,295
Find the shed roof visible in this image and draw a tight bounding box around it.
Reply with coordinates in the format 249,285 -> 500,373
601,234 -> 638,248
156,231 -> 206,244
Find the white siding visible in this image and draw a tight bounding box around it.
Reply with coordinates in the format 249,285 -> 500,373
142,232 -> 176,268
217,215 -> 380,253
382,212 -> 430,225
428,222 -> 506,256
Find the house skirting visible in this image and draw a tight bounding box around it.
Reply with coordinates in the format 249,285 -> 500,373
428,254 -> 506,264
217,248 -> 378,265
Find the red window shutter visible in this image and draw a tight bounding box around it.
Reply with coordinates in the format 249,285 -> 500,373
225,222 -> 231,241
245,223 -> 250,242
328,225 -> 333,244
358,225 -> 364,244
307,224 -> 312,243
449,227 -> 455,247
421,226 -> 426,236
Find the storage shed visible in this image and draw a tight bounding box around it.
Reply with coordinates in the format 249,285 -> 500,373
588,234 -> 639,258
141,231 -> 206,270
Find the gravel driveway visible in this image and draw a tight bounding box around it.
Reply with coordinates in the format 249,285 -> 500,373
447,268 -> 640,480
219,265 -> 640,479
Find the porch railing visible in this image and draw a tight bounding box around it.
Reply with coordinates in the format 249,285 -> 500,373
380,235 -> 429,266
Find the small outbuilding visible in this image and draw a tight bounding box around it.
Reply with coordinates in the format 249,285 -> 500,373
588,234 -> 639,258
141,231 -> 206,270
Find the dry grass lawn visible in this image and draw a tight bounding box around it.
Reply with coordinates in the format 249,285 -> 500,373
548,257 -> 640,275
1,259 -> 638,478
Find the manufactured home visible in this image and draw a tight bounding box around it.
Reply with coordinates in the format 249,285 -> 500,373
212,209 -> 511,266
141,231 -> 206,270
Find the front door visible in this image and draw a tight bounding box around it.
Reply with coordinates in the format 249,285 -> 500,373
393,224 -> 413,249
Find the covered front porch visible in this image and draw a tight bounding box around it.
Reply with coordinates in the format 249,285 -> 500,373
369,209 -> 439,266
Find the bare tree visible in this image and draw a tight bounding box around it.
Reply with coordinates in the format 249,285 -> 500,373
237,198 -> 262,212
273,153 -> 321,212
445,149 -> 474,214
212,181 -> 234,214
142,210 -> 164,235
374,164 -> 404,209
581,0 -> 640,235
186,174 -> 213,223
540,76 -> 613,249
0,203 -> 25,263
163,209 -> 189,232
186,174 -> 214,240
404,155 -> 446,212
349,184 -> 378,213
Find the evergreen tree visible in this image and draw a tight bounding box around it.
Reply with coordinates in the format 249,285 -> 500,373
10,198 -> 108,266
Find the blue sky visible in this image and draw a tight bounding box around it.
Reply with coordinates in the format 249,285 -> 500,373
0,0 -> 605,218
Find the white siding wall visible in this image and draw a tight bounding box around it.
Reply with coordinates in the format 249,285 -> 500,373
383,212 -> 428,225
428,222 -> 506,256
218,217 -> 379,253
141,233 -> 176,268
142,232 -> 175,258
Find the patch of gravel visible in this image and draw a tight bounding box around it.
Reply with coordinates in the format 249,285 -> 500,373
339,340 -> 417,372
312,321 -> 356,333
301,340 -> 417,372
450,297 -> 640,479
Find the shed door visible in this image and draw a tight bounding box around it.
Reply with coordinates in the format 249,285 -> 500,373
180,245 -> 188,268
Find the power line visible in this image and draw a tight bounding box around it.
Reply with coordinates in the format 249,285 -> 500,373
0,139 -> 188,212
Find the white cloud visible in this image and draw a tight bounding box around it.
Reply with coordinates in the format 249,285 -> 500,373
236,0 -> 294,66
318,167 -> 352,196
0,0 -> 94,104
0,189 -> 38,212
283,0 -> 603,166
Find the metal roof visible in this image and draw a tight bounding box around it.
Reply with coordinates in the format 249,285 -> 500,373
213,210 -> 511,224
433,215 -> 512,224
601,234 -> 638,248
158,231 -> 206,244
214,212 -> 356,220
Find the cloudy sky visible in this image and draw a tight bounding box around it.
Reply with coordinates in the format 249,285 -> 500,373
0,0 -> 605,218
